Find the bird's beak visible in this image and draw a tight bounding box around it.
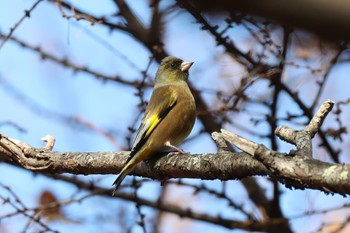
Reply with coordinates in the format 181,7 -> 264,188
181,61 -> 194,72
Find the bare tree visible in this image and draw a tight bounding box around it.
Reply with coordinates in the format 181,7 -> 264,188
1,1 -> 350,233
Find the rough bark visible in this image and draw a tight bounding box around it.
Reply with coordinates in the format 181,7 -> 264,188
1,99 -> 350,196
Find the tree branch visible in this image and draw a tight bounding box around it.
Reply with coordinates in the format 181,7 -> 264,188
221,99 -> 350,195
187,0 -> 350,41
220,129 -> 350,195
2,99 -> 350,196
42,174 -> 281,232
0,133 -> 269,179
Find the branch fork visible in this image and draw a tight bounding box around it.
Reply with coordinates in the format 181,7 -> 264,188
217,99 -> 350,195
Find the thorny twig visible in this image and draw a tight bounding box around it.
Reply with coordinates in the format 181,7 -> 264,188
0,0 -> 43,50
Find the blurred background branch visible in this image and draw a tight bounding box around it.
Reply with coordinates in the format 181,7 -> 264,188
1,0 -> 350,233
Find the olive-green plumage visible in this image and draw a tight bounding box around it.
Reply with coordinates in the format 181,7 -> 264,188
112,56 -> 196,195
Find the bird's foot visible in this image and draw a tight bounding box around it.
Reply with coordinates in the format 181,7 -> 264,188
167,151 -> 189,156
165,142 -> 189,155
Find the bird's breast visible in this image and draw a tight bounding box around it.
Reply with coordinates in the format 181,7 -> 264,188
150,84 -> 196,151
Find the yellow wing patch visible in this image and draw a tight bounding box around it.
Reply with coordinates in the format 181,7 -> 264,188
145,114 -> 161,137
130,89 -> 177,156
145,96 -> 177,137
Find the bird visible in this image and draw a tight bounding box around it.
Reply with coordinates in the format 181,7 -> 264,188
112,56 -> 196,195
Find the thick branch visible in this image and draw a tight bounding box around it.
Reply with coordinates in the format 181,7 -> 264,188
220,100 -> 350,195
0,133 -> 268,179
1,131 -> 350,195
220,129 -> 350,195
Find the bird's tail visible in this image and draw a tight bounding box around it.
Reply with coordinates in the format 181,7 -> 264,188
112,160 -> 135,196
112,148 -> 152,196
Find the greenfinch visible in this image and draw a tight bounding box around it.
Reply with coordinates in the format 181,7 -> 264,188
112,56 -> 196,195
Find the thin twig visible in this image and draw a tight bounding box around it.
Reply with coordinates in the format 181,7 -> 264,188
0,0 -> 43,50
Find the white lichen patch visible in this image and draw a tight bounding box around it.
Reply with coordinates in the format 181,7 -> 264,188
340,170 -> 349,180
322,165 -> 337,179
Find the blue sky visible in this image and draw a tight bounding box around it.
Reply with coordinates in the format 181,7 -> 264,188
1,1 -> 350,233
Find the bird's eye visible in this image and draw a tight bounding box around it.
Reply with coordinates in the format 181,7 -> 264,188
170,62 -> 176,68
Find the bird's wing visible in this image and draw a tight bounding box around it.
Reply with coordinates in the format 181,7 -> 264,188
131,87 -> 177,154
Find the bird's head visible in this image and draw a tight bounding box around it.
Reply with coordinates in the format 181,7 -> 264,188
155,56 -> 193,85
